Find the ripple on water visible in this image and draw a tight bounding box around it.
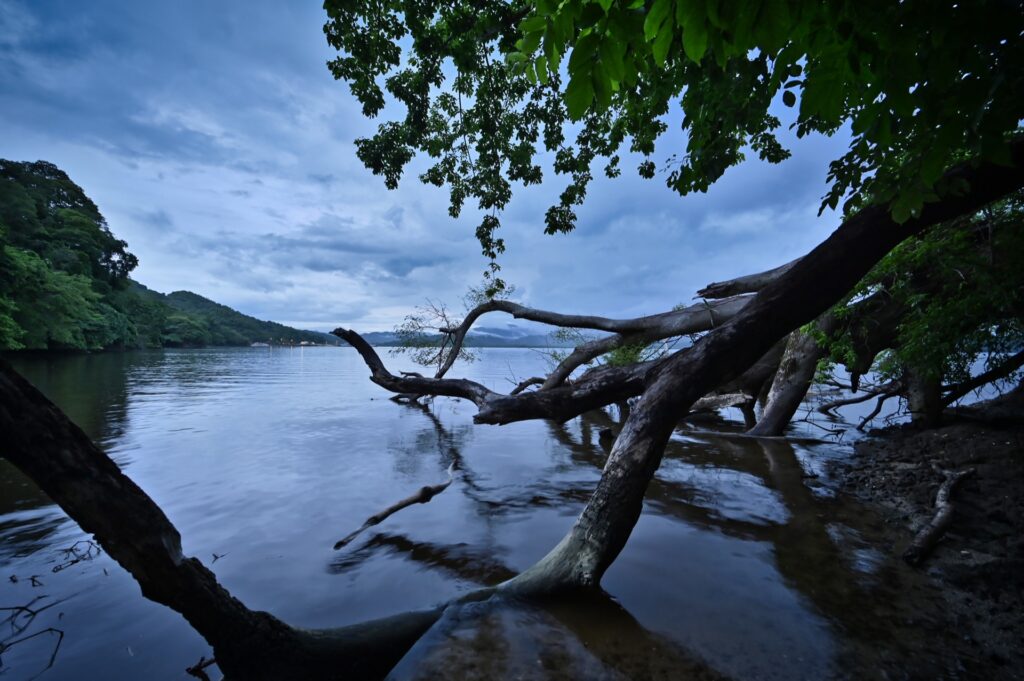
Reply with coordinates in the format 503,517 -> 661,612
2,347 -> 934,680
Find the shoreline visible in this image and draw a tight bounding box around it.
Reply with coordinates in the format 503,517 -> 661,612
832,387 -> 1024,678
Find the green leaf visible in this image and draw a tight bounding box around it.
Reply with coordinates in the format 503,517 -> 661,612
644,0 -> 672,42
520,15 -> 547,33
782,89 -> 796,107
682,21 -> 707,62
535,55 -> 549,84
569,32 -> 600,73
652,23 -> 674,65
593,69 -> 613,108
676,0 -> 707,62
599,37 -> 626,82
516,29 -> 542,54
565,72 -> 595,119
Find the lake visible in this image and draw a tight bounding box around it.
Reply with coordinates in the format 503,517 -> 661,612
1,347 -> 953,680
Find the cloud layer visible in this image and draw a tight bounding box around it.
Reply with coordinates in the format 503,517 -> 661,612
0,0 -> 851,331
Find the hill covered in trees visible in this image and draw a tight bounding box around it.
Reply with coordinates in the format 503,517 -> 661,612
0,160 -> 336,350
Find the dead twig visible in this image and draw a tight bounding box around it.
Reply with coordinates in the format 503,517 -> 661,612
52,540 -> 101,573
186,655 -> 218,680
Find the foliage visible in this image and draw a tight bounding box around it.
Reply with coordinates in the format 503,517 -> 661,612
392,300 -> 478,371
818,192 -> 1024,386
603,342 -> 647,366
324,0 -> 1024,287
0,160 -> 335,352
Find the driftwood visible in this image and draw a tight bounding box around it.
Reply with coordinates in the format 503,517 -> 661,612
334,464 -> 456,550
903,466 -> 976,566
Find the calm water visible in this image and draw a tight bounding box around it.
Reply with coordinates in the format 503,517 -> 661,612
1,348 -> 953,680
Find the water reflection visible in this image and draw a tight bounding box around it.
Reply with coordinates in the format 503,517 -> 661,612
0,349 -> 965,680
1,353 -> 140,564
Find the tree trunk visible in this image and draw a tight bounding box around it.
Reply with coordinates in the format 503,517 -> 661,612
906,369 -> 944,428
503,142 -> 1024,592
746,329 -> 826,436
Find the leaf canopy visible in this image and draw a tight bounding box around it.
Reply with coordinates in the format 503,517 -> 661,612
323,0 -> 1024,291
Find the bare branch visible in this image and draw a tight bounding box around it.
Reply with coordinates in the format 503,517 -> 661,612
336,326 -> 663,425
817,380 -> 902,415
333,328 -> 497,406
541,295 -> 752,388
510,376 -> 545,395
942,349 -> 1024,406
857,392 -> 897,431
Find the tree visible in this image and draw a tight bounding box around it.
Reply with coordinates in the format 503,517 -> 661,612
1,3 -> 1023,679
324,0 -> 1023,289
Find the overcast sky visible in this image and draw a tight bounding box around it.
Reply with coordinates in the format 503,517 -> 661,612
1,0 -> 852,333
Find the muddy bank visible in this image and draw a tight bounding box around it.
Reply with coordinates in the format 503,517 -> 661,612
838,389 -> 1024,678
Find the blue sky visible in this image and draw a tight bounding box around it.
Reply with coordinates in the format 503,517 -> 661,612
1,0 -> 852,332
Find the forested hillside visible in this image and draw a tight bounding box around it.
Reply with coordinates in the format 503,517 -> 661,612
0,160 -> 335,350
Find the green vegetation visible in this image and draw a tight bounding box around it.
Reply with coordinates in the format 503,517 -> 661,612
0,160 -> 334,351
817,192 -> 1024,390
324,0 -> 1022,293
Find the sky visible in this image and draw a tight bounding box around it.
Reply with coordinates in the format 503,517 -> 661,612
0,0 -> 853,333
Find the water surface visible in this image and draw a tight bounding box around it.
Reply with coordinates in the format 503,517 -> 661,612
1,348 -> 950,679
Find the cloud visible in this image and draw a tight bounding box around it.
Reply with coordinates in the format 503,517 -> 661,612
0,0 -> 853,332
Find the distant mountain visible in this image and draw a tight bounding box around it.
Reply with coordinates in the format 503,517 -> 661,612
360,327 -> 585,348
158,288 -> 338,347
0,159 -> 336,351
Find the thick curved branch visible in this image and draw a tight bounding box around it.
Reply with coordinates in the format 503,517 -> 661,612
434,295 -> 751,381
334,328 -> 497,405
696,258 -> 801,299
503,141 -> 1024,594
433,300 -> 665,378
0,359 -> 453,680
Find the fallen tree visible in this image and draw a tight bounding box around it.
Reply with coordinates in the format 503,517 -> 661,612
2,0 -> 1023,675
2,139 -> 1022,681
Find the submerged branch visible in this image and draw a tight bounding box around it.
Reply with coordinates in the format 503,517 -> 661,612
334,464 -> 456,550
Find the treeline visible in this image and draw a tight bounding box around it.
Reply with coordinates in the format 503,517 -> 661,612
0,160 -> 335,351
